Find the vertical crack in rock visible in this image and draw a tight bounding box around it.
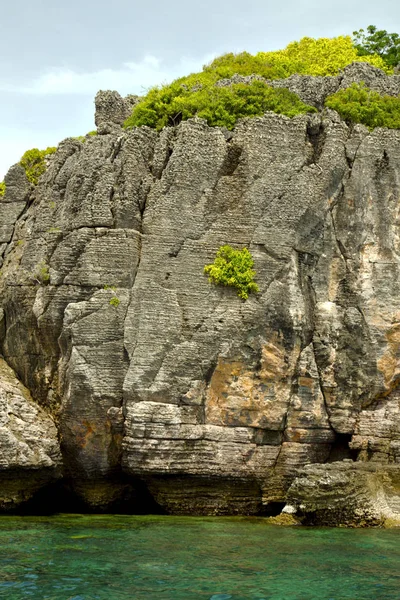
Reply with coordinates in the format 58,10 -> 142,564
218,141 -> 243,177
311,339 -> 335,432
329,198 -> 349,269
306,116 -> 326,166
108,136 -> 123,164
109,187 -> 116,229
151,127 -> 177,180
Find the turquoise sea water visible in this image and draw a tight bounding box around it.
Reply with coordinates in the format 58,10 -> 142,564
0,515 -> 399,600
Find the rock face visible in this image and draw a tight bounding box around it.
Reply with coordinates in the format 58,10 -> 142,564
0,357 -> 61,511
286,462 -> 400,527
0,62 -> 400,521
95,90 -> 140,134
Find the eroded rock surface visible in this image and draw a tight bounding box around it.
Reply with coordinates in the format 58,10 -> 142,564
286,462 -> 400,526
0,357 -> 61,510
0,63 -> 400,519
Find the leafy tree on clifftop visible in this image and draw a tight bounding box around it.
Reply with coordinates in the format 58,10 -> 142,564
353,25 -> 400,68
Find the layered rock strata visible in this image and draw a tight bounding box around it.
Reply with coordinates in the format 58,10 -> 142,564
0,357 -> 61,510
0,62 -> 400,521
285,462 -> 400,527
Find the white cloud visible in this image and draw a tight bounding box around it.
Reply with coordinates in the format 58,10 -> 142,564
0,53 -> 217,179
0,53 -> 216,97
0,129 -> 66,181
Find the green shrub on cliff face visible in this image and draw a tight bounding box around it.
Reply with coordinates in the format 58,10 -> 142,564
109,296 -> 120,307
204,245 -> 259,300
19,147 -> 57,185
124,80 -> 316,130
0,181 -> 5,197
325,84 -> 400,129
34,260 -> 50,284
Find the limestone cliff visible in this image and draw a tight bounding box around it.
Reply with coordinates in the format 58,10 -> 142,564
1,63 -> 400,523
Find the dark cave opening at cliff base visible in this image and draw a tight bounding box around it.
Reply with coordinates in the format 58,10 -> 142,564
12,478 -> 166,516
12,482 -> 285,517
4,438 -> 359,517
326,433 -> 358,463
2,471 -> 288,516
16,481 -> 90,515
142,475 -> 286,517
13,486 -> 285,517
261,502 -> 286,517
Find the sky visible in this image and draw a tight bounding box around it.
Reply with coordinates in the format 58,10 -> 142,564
1,0 -> 400,179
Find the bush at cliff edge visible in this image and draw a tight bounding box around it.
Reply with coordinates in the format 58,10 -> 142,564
326,83 -> 400,129
0,147 -> 58,196
20,147 -> 57,186
126,81 -> 316,131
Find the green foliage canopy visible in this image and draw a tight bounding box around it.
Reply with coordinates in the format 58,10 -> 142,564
20,147 -> 57,185
201,36 -> 390,80
204,245 -> 259,300
256,35 -> 389,77
125,80 -> 316,131
353,25 -> 400,68
0,181 -> 5,197
325,84 -> 400,129
124,35 -> 389,133
203,51 -> 281,80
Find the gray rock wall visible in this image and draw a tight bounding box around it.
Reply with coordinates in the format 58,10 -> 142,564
0,357 -> 61,510
0,64 -> 400,518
